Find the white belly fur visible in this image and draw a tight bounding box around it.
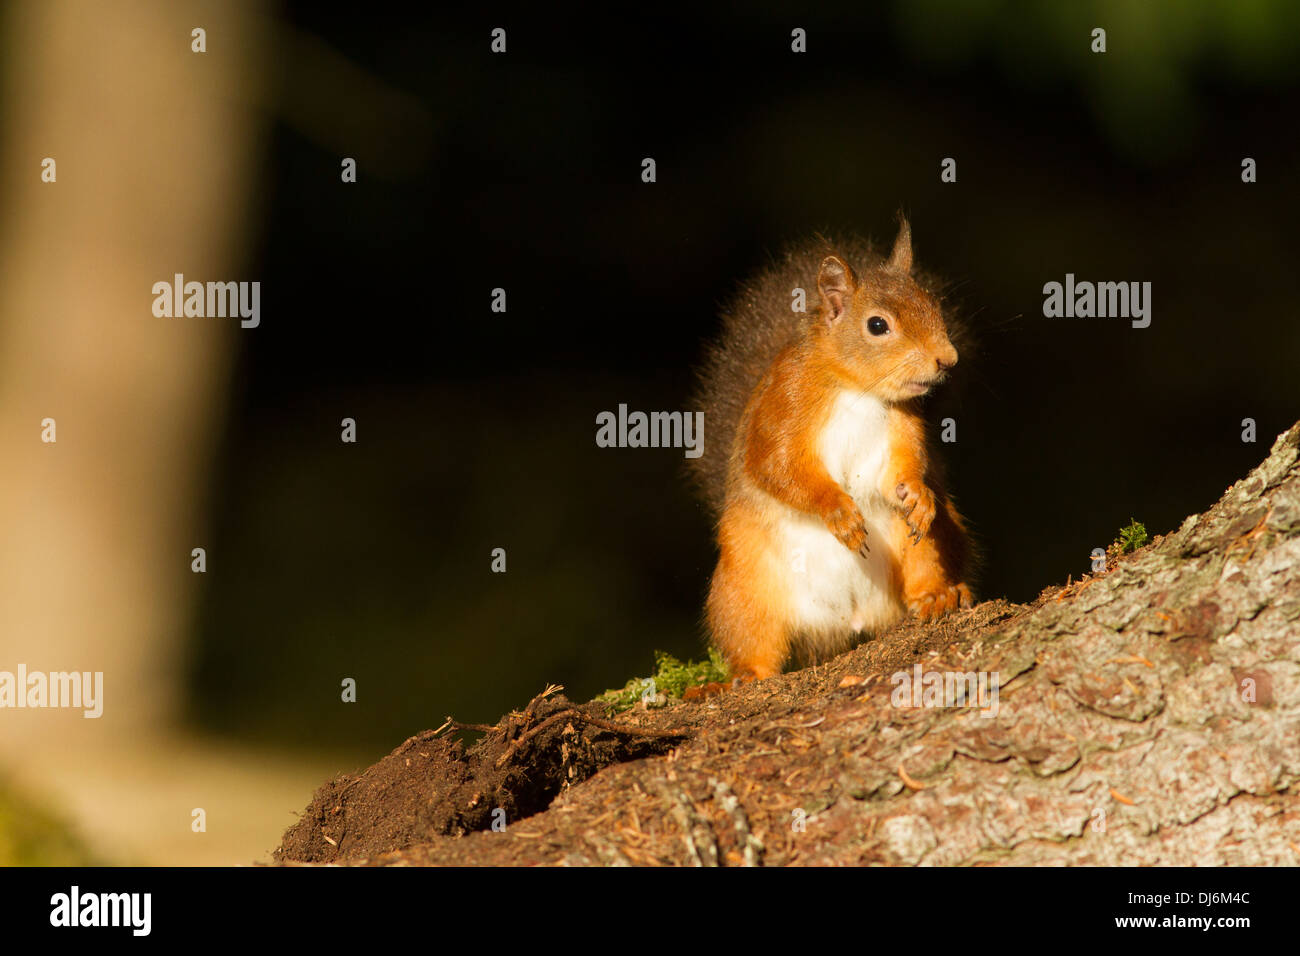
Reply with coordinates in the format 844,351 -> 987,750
773,389 -> 901,656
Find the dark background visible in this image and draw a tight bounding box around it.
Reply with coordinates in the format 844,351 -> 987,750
188,4 -> 1300,754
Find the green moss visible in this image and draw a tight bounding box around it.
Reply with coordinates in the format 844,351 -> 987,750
1115,519 -> 1149,554
595,677 -> 654,713
596,649 -> 730,713
0,779 -> 100,866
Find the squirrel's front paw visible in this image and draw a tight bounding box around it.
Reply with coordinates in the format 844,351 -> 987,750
825,493 -> 870,558
895,477 -> 936,543
908,583 -> 973,621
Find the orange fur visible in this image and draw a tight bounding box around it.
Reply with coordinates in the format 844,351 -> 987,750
705,221 -> 973,680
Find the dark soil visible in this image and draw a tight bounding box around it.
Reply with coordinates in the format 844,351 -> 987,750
276,689 -> 687,863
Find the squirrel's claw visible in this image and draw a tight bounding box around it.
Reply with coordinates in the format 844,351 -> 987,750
895,478 -> 936,542
826,492 -> 871,557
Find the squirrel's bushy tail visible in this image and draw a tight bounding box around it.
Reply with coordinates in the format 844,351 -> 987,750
688,234 -> 888,516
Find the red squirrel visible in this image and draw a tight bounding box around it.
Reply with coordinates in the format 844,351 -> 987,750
692,220 -> 973,681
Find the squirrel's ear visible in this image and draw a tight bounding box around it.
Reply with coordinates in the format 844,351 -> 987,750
817,255 -> 857,323
886,219 -> 913,274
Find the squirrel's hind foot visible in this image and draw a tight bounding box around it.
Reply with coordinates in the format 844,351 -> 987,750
908,582 -> 973,621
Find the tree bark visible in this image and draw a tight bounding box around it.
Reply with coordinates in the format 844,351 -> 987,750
282,422 -> 1300,866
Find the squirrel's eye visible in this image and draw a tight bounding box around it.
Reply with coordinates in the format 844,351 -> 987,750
867,316 -> 890,336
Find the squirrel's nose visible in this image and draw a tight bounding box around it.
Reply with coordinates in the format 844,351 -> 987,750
935,346 -> 958,372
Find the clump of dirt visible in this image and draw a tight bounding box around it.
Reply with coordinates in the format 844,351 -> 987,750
275,687 -> 687,863
276,601 -> 1015,864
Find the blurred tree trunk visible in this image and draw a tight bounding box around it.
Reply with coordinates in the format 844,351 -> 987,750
0,0 -> 264,740
0,0 -> 273,862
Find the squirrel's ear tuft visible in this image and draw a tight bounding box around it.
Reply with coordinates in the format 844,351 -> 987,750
817,255 -> 857,323
887,219 -> 913,274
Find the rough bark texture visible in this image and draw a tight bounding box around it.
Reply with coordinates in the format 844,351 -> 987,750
279,423 -> 1300,866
